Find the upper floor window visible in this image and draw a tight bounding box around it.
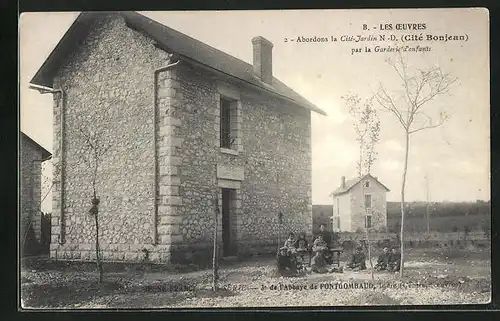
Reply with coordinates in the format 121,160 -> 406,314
364,194 -> 372,208
217,83 -> 242,154
220,97 -> 233,148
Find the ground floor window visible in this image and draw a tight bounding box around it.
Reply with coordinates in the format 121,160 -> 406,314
333,216 -> 340,230
365,215 -> 372,229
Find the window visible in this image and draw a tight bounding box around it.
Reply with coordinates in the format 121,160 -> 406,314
364,194 -> 372,208
334,216 -> 340,229
220,97 -> 232,148
365,215 -> 372,228
365,181 -> 370,188
336,198 -> 340,214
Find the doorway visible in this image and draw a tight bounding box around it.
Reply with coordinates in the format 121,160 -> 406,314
221,188 -> 237,257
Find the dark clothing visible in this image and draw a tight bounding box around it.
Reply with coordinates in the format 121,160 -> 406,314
375,252 -> 391,271
346,252 -> 367,270
277,247 -> 297,276
294,238 -> 309,250
388,252 -> 401,272
319,230 -> 332,247
310,252 -> 328,273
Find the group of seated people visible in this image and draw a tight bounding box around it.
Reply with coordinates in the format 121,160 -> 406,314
343,245 -> 401,272
279,224 -> 341,274
373,247 -> 401,272
278,224 -> 402,274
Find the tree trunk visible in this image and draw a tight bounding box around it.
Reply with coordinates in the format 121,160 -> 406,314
361,175 -> 374,281
365,228 -> 374,281
399,132 -> 410,278
94,209 -> 103,283
212,196 -> 219,291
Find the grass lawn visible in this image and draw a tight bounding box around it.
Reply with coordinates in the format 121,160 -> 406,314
20,247 -> 491,308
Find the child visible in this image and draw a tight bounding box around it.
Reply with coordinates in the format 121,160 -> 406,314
283,232 -> 296,251
374,247 -> 391,271
345,246 -> 367,271
388,248 -> 401,272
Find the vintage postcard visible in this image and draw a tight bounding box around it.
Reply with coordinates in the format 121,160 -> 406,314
19,8 -> 490,308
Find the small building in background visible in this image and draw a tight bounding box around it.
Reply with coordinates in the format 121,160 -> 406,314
20,132 -> 52,255
312,205 -> 333,235
331,174 -> 389,232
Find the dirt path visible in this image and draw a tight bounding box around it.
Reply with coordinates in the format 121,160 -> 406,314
20,249 -> 491,308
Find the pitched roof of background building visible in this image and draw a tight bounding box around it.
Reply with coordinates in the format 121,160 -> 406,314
30,11 -> 327,116
20,132 -> 52,160
331,173 -> 390,196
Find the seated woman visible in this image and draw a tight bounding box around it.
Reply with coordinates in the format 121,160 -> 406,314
310,250 -> 329,273
294,232 -> 309,263
312,234 -> 328,252
388,248 -> 401,272
277,232 -> 298,276
374,247 -> 391,271
309,235 -> 331,273
294,232 -> 309,251
345,246 -> 367,271
277,246 -> 297,275
283,232 -> 297,252
313,235 -> 333,265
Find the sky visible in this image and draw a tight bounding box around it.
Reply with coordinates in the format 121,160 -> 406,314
19,9 -> 490,212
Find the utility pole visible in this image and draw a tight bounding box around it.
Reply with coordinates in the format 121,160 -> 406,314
425,175 -> 430,234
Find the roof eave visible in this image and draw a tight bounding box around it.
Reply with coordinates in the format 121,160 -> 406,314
21,132 -> 52,159
176,55 -> 327,116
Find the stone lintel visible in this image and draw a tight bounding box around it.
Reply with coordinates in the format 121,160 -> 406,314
217,164 -> 244,181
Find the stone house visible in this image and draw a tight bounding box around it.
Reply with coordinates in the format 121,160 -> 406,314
29,12 -> 326,264
20,132 -> 52,251
331,174 -> 389,232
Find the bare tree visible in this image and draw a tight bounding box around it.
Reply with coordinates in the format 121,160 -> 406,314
374,52 -> 457,278
77,127 -> 111,283
343,94 -> 381,281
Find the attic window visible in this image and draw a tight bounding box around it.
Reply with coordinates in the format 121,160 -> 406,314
365,181 -> 370,188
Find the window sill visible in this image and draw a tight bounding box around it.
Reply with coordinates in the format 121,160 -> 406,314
220,148 -> 239,156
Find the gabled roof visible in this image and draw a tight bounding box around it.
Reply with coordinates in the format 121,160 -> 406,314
20,132 -> 52,161
30,11 -> 327,116
331,173 -> 390,196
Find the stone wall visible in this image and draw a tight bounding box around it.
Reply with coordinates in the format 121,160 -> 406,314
50,14 -> 172,262
334,193 -> 352,232
20,136 -> 44,246
48,13 -> 313,264
167,62 -> 313,261
349,176 -> 387,232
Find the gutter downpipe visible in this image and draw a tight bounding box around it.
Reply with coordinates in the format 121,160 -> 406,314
152,59 -> 180,245
28,83 -> 66,245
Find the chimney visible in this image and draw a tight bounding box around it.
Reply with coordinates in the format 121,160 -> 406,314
252,36 -> 273,85
341,176 -> 346,188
